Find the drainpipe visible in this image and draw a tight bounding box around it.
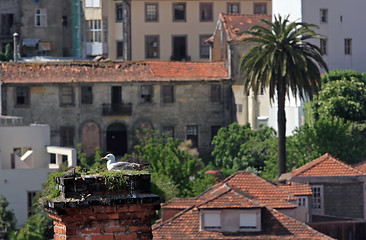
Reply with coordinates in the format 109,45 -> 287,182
13,32 -> 19,62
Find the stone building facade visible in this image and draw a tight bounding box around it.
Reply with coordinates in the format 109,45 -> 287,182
1,61 -> 232,156
0,0 -> 20,52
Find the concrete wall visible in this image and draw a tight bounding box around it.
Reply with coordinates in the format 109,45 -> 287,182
131,0 -> 272,61
4,81 -> 232,156
19,0 -> 72,57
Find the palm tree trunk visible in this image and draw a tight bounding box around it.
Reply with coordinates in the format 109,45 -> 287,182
277,81 -> 286,180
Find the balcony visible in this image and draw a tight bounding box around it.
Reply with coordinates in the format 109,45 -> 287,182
102,103 -> 132,116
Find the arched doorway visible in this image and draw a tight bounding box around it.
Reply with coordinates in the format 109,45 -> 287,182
106,122 -> 128,156
81,121 -> 100,157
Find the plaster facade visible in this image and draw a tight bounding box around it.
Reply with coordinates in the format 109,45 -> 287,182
0,0 -> 20,52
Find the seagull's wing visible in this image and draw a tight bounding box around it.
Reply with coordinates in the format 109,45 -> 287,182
109,161 -> 129,170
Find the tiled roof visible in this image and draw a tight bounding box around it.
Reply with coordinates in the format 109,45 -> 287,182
352,160 -> 366,174
278,182 -> 313,196
1,61 -> 228,84
220,13 -> 271,41
153,188 -> 334,240
162,198 -> 201,209
279,153 -> 365,181
220,171 -> 297,201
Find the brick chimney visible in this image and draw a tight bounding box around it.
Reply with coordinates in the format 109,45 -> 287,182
44,173 -> 162,240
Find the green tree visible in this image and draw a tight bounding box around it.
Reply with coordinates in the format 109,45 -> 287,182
211,123 -> 277,171
0,195 -> 16,239
239,15 -> 328,178
0,44 -> 12,62
132,129 -> 204,198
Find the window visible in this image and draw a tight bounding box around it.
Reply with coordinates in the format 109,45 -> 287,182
187,125 -> 198,148
320,9 -> 328,23
211,126 -> 221,141
50,153 -> 56,164
28,191 -> 38,217
1,14 -> 14,35
200,34 -> 210,59
237,104 -> 243,112
60,86 -> 75,106
15,86 -> 30,107
311,185 -> 323,213
227,2 -> 240,14
297,197 -> 308,207
141,85 -> 153,103
203,211 -> 221,229
240,212 -> 258,230
320,39 -> 327,55
117,41 -> 124,58
200,2 -> 213,22
162,85 -> 174,104
86,20 -> 103,43
211,84 -> 221,102
116,3 -> 123,21
85,0 -> 100,8
145,35 -> 160,59
145,3 -> 159,22
253,3 -> 267,14
162,126 -> 175,138
81,86 -> 93,104
345,38 -> 352,55
35,9 -> 47,27
173,3 -> 186,21
60,126 -> 74,147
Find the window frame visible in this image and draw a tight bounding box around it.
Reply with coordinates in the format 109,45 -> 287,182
345,38 -> 352,55
201,210 -> 221,231
311,185 -> 324,214
116,40 -> 124,59
140,85 -> 153,104
60,86 -> 75,107
81,85 -> 93,105
35,9 -> 47,27
297,196 -> 308,208
116,3 -> 123,22
172,2 -> 186,22
239,209 -> 261,232
145,35 -> 160,59
253,2 -> 267,14
320,9 -> 328,23
199,2 -> 213,22
86,19 -> 103,43
162,126 -> 175,138
27,191 -> 39,217
210,84 -> 221,102
162,85 -> 174,104
320,38 -> 327,55
227,2 -> 240,14
199,34 -> 211,59
186,125 -> 199,149
145,2 -> 159,22
15,86 -> 30,107
60,126 -> 75,147
85,0 -> 100,8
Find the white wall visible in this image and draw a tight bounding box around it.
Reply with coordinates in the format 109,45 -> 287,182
272,0 -> 302,22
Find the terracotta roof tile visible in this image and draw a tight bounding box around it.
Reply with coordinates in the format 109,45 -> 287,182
352,160 -> 366,174
162,198 -> 201,209
1,61 -> 228,84
278,182 -> 312,196
280,153 -> 364,181
220,13 -> 271,41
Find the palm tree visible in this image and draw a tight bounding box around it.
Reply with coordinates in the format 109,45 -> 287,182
239,15 -> 328,179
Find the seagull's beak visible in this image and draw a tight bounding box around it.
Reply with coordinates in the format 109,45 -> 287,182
100,157 -> 107,161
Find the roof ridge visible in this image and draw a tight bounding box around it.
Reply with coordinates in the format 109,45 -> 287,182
291,153 -> 331,177
329,155 -> 365,175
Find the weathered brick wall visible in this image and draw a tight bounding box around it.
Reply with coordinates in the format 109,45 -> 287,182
324,182 -> 364,219
50,204 -> 156,240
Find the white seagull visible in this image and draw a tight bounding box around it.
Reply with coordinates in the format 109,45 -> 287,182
101,153 -> 141,171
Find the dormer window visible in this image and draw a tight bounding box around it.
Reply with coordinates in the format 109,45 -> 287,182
200,209 -> 261,232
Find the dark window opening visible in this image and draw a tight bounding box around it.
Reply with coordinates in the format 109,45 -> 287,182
162,126 -> 175,138
172,36 -> 187,61
1,14 -> 14,35
15,87 -> 30,106
60,86 -> 74,106
145,35 -> 160,59
117,41 -> 124,58
141,85 -> 153,103
227,3 -> 240,14
200,2 -> 213,21
81,86 -> 93,104
253,3 -> 267,14
173,3 -> 186,21
116,3 -> 123,21
162,85 -> 174,104
60,126 -> 74,147
145,3 -> 158,22
211,84 -> 221,102
187,125 -> 198,149
200,34 -> 210,59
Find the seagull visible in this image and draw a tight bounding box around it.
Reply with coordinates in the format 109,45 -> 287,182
101,153 -> 141,171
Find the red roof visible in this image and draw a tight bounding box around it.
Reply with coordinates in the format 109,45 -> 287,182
219,13 -> 271,41
278,182 -> 313,196
279,153 -> 364,181
153,184 -> 334,240
1,61 -> 228,84
352,160 -> 366,174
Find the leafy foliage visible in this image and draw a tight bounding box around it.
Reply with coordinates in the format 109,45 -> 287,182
211,123 -> 277,171
0,44 -> 12,62
0,195 -> 16,239
131,129 -> 206,198
239,15 -> 328,178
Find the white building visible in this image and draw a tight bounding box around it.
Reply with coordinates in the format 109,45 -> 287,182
273,0 -> 366,73
0,116 -> 76,228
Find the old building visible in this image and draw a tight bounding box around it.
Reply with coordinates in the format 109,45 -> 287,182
130,0 -> 271,61
18,0 -> 72,57
0,115 -> 76,227
0,0 -> 20,52
1,61 -> 231,156
279,153 -> 366,220
153,171 -> 333,239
